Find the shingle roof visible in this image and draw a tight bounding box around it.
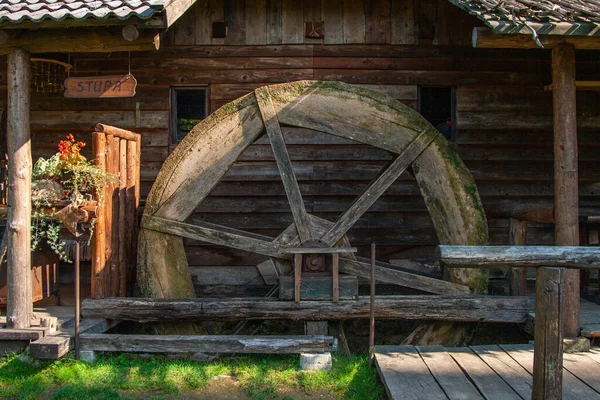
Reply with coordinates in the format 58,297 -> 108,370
0,0 -> 166,24
448,0 -> 600,36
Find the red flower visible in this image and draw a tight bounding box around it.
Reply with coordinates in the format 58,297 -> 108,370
66,133 -> 74,141
77,141 -> 86,148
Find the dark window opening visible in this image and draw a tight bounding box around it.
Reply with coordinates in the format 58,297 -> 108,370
419,86 -> 455,141
171,87 -> 209,144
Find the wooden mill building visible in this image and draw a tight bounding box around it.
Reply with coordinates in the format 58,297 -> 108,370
0,0 -> 598,398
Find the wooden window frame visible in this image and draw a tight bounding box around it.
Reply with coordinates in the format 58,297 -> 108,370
170,86 -> 210,144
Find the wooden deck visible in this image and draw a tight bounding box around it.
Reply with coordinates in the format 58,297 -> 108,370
375,344 -> 600,400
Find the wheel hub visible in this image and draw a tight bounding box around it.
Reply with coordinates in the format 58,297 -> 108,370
300,239 -> 327,272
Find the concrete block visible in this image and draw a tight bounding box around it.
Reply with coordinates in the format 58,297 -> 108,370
79,350 -> 97,363
299,352 -> 332,371
563,337 -> 590,353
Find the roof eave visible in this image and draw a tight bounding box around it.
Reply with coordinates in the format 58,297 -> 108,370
486,20 -> 600,37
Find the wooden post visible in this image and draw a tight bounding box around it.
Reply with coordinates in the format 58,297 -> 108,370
552,43 -> 580,338
91,132 -> 106,298
294,253 -> 302,302
109,135 -> 120,296
118,139 -> 127,297
6,48 -> 32,329
533,267 -> 565,400
126,140 -> 137,290
332,253 -> 339,303
509,218 -> 528,296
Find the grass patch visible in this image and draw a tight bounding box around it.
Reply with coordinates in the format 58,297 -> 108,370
0,353 -> 383,400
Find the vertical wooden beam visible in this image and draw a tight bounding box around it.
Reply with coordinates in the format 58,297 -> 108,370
118,139 -> 127,297
533,267 -> 565,400
294,253 -> 302,302
332,253 -> 339,302
110,135 -> 120,297
6,48 -> 31,329
126,139 -> 137,291
509,218 -> 528,296
552,43 -> 579,338
91,132 -> 106,299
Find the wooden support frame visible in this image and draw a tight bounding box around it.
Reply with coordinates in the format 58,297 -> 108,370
509,218 -> 528,296
80,334 -> 336,354
81,295 -> 534,323
6,47 -> 32,329
552,43 -> 580,338
533,267 -> 565,400
438,245 -> 600,269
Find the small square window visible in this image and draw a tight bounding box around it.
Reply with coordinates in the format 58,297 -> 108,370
419,86 -> 455,141
171,87 -> 209,144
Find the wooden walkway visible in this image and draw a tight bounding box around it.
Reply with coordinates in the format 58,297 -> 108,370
375,344 -> 600,400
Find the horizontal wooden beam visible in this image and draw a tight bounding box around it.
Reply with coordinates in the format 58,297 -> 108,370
95,123 -> 140,142
80,334 -> 336,354
0,16 -> 165,30
0,27 -> 160,54
81,296 -> 534,324
472,27 -> 600,50
545,81 -> 600,92
438,246 -> 600,269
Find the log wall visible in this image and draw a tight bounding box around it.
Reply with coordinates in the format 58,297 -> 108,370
0,0 -> 598,287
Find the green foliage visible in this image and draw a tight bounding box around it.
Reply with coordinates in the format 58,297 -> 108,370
0,353 -> 384,400
30,134 -> 117,261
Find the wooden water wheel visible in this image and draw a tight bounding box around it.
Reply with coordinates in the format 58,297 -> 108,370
138,81 -> 488,302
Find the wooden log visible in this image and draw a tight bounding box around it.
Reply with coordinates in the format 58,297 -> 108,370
91,132 -> 106,298
509,218 -> 528,296
94,123 -> 140,142
533,267 -> 565,400
109,135 -> 120,297
6,47 -> 31,329
553,44 -> 580,338
126,139 -> 137,289
438,246 -> 600,269
0,28 -> 160,54
0,328 -> 44,341
484,200 -> 554,223
472,27 -> 600,50
121,25 -> 140,42
118,139 -> 127,297
81,296 -> 535,323
80,334 -> 336,354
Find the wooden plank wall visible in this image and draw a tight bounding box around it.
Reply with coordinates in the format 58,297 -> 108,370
0,0 -> 597,288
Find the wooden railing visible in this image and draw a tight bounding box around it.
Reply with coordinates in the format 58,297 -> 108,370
439,245 -> 600,400
91,123 -> 141,299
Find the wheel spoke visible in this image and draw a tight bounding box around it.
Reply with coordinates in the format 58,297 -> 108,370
141,215 -> 290,260
255,87 -> 313,242
320,128 -> 438,246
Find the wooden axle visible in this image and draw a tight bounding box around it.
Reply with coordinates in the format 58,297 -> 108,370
81,296 -> 534,324
438,246 -> 600,269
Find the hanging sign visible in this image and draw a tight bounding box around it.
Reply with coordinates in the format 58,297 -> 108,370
64,74 -> 137,98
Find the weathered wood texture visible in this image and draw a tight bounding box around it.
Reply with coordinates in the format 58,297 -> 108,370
138,80 -> 487,300
533,267 -> 565,400
6,48 -> 32,329
7,0 -> 599,286
509,218 -> 528,296
438,245 -> 600,269
91,126 -> 141,298
552,44 -> 580,339
80,334 -> 336,354
81,296 -> 534,323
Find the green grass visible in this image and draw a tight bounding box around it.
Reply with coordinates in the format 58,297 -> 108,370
0,353 -> 384,400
